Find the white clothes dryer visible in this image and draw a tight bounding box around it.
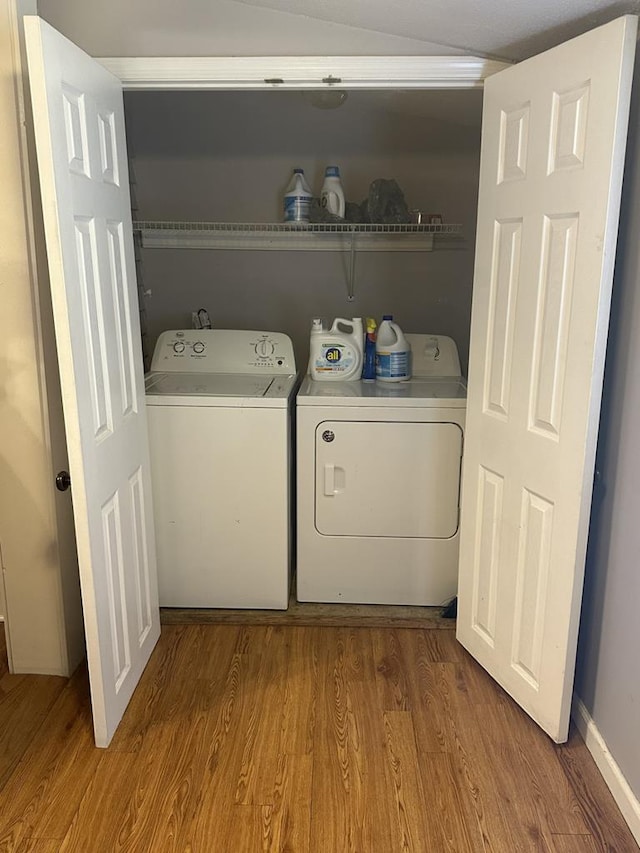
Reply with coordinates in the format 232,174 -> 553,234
146,329 -> 297,609
296,334 -> 466,606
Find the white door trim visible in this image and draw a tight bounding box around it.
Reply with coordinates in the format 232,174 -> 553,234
97,55 -> 510,91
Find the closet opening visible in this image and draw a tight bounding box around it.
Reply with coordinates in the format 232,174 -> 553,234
122,88 -> 483,373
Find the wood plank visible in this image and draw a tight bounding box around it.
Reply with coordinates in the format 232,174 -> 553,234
108,624 -> 190,752
383,710 -> 441,850
263,753 -> 313,851
279,626 -> 319,756
417,750 -> 482,851
372,628 -> 412,710
348,632 -> 396,852
548,834 -> 600,852
556,725 -> 640,852
311,628 -> 367,852
234,626 -> 288,805
187,635 -> 271,849
475,700 -> 558,850
58,750 -> 159,851
0,672 -> 66,790
496,696 -> 591,835
310,628 -> 395,852
417,661 -> 521,851
0,668 -> 98,848
15,840 -> 62,853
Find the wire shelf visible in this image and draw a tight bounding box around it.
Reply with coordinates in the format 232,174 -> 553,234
132,220 -> 465,300
133,220 -> 462,236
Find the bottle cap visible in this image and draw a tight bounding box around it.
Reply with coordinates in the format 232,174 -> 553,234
382,314 -> 393,320
293,168 -> 304,174
325,166 -> 340,177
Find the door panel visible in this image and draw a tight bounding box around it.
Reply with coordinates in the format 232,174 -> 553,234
457,15 -> 637,742
25,16 -> 160,747
315,421 -> 462,538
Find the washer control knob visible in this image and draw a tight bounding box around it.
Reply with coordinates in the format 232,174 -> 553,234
193,341 -> 205,354
173,341 -> 185,354
322,430 -> 335,443
255,339 -> 275,358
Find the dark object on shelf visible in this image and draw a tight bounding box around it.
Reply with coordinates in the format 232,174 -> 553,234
441,596 -> 457,619
362,178 -> 411,224
308,197 -> 345,224
345,201 -> 362,223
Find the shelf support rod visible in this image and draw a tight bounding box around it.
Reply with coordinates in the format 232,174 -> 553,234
347,230 -> 357,301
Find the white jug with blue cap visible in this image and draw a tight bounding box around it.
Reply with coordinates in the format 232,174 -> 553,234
376,315 -> 411,382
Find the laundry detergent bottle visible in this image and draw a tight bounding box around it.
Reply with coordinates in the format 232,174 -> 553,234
308,317 -> 364,381
362,317 -> 377,381
376,315 -> 412,382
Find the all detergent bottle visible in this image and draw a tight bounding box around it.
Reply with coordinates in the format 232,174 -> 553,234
376,315 -> 412,382
308,317 -> 364,381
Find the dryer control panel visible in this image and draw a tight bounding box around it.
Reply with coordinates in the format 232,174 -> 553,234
150,329 -> 296,374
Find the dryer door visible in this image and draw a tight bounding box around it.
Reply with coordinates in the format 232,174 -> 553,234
315,421 -> 463,538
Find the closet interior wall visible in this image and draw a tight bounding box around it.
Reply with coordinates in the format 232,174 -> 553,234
124,89 -> 483,373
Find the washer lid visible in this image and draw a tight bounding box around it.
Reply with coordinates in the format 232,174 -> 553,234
296,376 -> 467,407
145,371 -> 296,406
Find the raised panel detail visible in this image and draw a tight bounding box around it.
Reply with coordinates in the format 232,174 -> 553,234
483,219 -> 522,418
497,104 -> 530,183
102,493 -> 131,692
511,490 -> 554,688
529,215 -> 579,438
75,217 -> 113,439
548,83 -> 590,174
98,109 -> 119,186
62,84 -> 89,177
471,466 -> 503,647
129,468 -> 152,646
107,221 -> 137,417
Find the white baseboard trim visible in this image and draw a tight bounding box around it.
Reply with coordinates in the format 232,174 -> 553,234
572,696 -> 640,846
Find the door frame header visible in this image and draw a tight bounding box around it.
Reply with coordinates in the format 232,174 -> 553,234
98,55 -> 510,91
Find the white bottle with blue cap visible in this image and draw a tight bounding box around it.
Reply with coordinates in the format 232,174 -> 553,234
284,168 -> 313,222
321,166 -> 345,218
376,315 -> 412,382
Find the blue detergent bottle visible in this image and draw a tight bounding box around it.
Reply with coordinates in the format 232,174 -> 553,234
362,317 -> 377,381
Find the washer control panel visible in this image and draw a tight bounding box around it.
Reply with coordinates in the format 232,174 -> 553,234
150,329 -> 296,374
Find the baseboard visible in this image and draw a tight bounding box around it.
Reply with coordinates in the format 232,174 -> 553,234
572,696 -> 640,846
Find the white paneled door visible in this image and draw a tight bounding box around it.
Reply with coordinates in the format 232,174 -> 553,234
457,16 -> 637,741
25,17 -> 160,747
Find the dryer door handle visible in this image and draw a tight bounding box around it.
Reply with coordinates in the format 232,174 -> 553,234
323,463 -> 345,496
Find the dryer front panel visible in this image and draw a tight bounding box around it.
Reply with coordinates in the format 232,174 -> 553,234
315,420 -> 463,538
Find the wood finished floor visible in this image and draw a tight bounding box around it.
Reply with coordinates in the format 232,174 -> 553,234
0,622 -> 637,852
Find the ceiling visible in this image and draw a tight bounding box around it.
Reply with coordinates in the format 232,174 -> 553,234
38,0 -> 640,61
231,0 -> 640,60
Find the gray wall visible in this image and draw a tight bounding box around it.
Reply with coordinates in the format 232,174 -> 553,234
125,90 -> 481,372
575,47 -> 640,799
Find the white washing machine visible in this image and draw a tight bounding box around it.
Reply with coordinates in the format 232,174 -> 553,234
146,329 -> 297,609
296,334 -> 466,606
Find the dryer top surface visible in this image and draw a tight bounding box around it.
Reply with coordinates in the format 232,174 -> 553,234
297,375 -> 467,407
